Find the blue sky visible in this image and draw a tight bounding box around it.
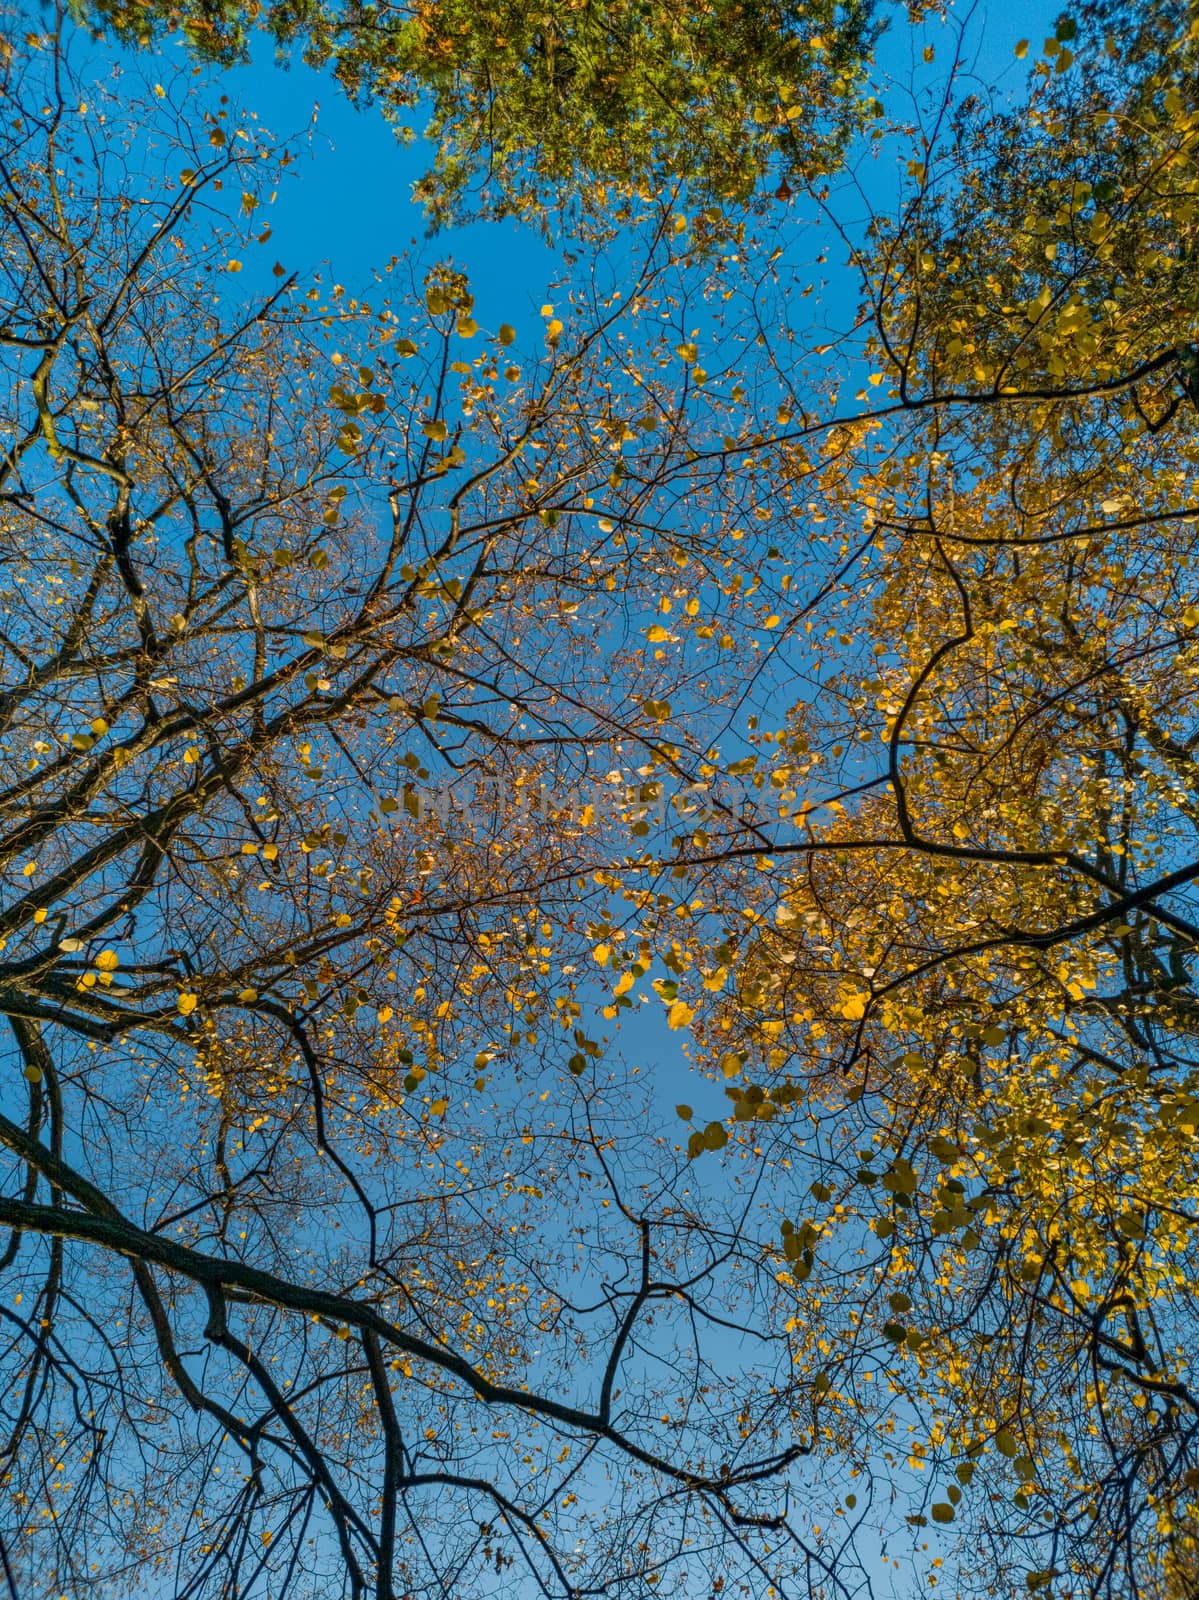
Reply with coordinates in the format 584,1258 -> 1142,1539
155,0 -> 1065,1272
41,3 -> 1069,1591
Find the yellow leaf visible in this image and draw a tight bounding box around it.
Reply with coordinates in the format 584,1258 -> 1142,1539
429,1097 -> 449,1117
592,942 -> 612,966
177,992 -> 199,1016
613,970 -> 635,997
95,949 -> 119,972
667,999 -> 695,1030
422,419 -> 448,443
498,323 -> 516,346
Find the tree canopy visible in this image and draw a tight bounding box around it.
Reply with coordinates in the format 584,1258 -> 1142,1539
3,4 -> 1199,1600
72,0 -> 884,223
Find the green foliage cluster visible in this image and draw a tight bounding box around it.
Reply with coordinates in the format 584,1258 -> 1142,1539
76,0 -> 881,221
